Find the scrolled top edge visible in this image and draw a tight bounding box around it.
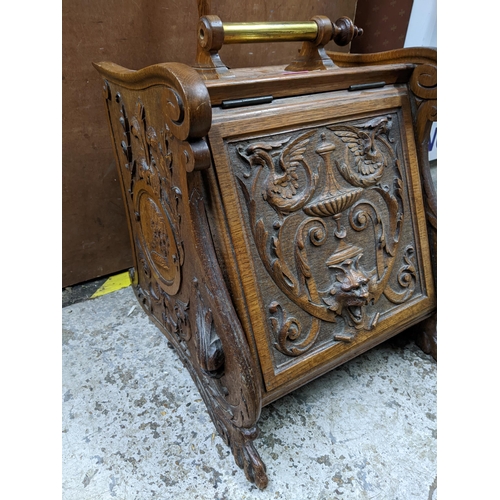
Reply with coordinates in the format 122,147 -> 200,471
410,63 -> 437,100
93,61 -> 212,141
326,47 -> 437,68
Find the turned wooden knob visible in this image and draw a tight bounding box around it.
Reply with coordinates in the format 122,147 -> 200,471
332,16 -> 363,46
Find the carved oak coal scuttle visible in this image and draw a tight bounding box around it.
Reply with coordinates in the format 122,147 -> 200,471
94,12 -> 437,489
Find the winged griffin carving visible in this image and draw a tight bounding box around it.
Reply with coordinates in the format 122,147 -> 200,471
234,116 -> 417,356
332,115 -> 393,187
238,130 -> 318,215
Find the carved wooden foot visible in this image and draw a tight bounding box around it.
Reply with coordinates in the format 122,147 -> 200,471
414,313 -> 437,360
174,354 -> 269,490
222,424 -> 268,489
185,367 -> 268,489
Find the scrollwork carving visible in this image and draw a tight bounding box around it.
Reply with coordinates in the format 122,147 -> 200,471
410,64 -> 437,102
269,301 -> 321,356
295,217 -> 328,302
235,114 -> 420,354
383,245 -> 417,304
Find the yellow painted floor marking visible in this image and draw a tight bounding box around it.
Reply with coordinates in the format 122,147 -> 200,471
91,271 -> 131,298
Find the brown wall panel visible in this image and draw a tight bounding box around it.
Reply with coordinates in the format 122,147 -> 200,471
62,0 -> 357,287
350,0 -> 413,53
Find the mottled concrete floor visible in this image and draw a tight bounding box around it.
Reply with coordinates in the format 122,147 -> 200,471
62,286 -> 437,500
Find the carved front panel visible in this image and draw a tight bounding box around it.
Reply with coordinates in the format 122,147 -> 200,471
209,89 -> 435,391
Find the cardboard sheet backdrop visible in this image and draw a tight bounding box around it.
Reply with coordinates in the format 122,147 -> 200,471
62,0 -> 414,288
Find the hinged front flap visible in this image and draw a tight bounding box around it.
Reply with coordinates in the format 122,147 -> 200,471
207,85 -> 435,393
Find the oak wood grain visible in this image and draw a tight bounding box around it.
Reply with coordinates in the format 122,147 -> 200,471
94,44 -> 437,488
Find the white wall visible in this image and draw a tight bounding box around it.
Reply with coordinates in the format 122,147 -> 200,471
404,0 -> 437,48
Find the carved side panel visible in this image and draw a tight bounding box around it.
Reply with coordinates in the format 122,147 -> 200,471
97,66 -> 268,488
221,106 -> 433,387
409,61 -> 438,359
409,62 -> 437,275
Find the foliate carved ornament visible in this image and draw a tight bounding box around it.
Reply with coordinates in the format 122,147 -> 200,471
236,115 -> 418,353
117,97 -> 184,297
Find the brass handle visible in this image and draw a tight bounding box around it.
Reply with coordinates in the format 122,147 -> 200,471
195,15 -> 364,79
198,15 -> 363,50
220,22 -> 319,44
